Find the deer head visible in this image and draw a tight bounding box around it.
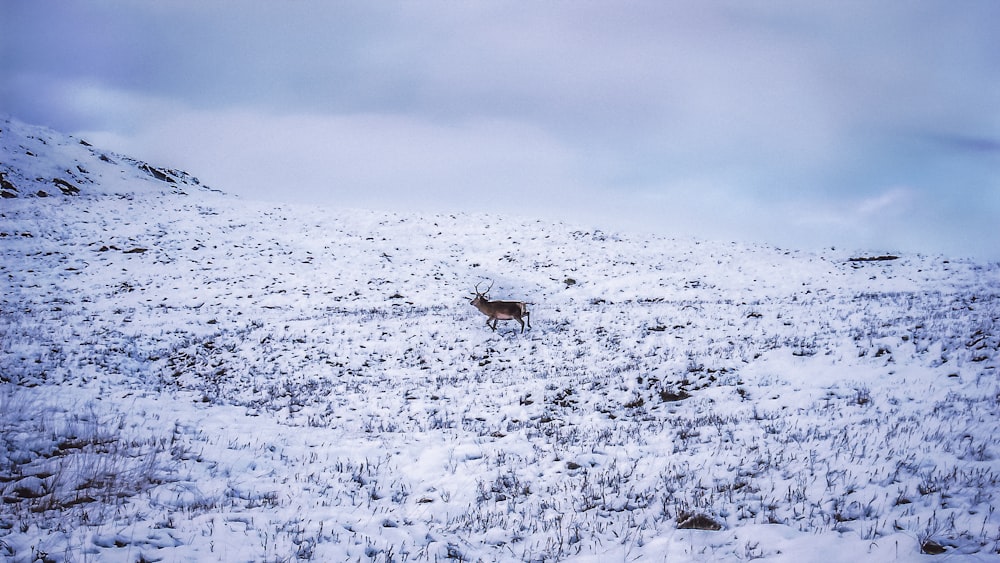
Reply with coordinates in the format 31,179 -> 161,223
470,281 -> 493,307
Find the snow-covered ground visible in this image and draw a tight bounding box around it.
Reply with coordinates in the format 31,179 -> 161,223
2,116 -> 999,562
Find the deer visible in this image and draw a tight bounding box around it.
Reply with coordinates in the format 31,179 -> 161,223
470,281 -> 531,334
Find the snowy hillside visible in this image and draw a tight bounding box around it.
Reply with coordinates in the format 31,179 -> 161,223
2,116 -> 999,562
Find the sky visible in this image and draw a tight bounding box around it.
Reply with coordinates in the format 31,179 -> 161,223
3,1 -> 999,261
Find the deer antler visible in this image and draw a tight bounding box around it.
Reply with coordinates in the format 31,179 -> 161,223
475,280 -> 494,296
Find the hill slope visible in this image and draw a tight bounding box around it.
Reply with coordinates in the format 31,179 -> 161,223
2,117 -> 999,561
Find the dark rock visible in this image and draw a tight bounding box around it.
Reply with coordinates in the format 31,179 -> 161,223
849,255 -> 899,262
52,178 -> 80,195
921,539 -> 947,555
677,513 -> 723,530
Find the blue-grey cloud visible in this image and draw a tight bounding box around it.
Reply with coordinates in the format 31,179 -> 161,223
2,0 -> 998,260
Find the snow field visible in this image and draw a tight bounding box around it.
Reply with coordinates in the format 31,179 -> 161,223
2,117 -> 1000,561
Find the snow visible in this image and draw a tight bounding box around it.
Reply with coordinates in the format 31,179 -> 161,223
2,115 -> 1000,561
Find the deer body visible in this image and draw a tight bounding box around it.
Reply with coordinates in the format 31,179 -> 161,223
470,282 -> 531,334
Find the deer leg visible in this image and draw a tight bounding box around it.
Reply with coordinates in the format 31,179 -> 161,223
487,318 -> 497,331
517,317 -> 525,333
525,311 -> 531,330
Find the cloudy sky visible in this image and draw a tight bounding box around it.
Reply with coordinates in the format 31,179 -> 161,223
3,1 -> 999,260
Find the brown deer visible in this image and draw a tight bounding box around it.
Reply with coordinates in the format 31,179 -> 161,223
470,281 -> 531,334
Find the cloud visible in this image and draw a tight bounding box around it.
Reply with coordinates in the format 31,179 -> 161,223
856,188 -> 914,217
5,1 -> 1000,260
77,95 -> 598,216
928,134 -> 1000,155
